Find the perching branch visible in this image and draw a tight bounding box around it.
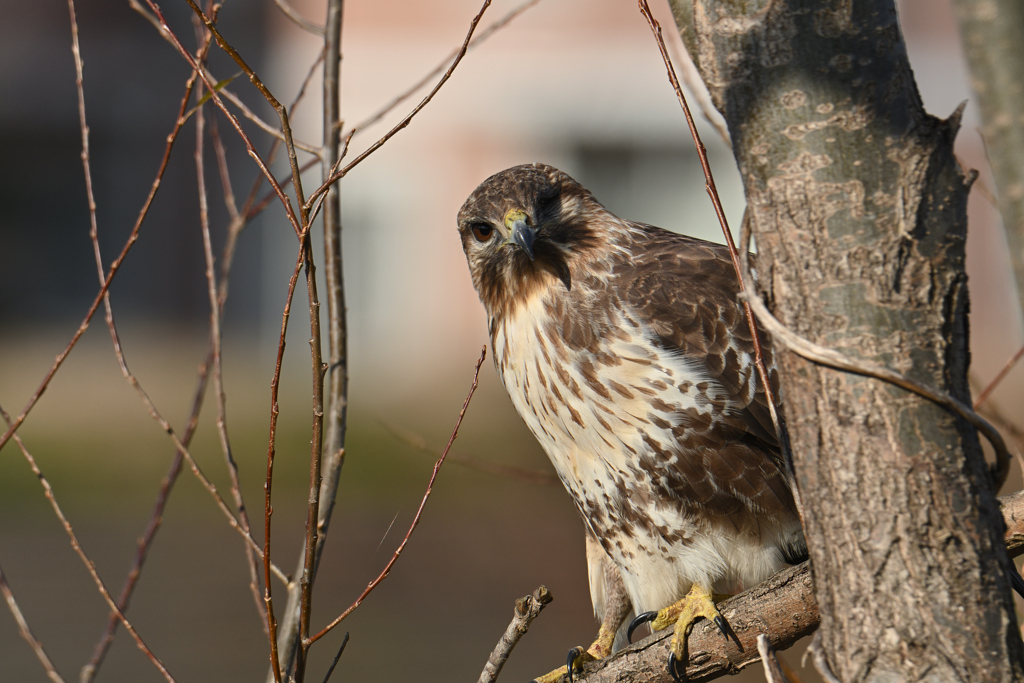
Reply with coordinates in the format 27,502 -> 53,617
569,488 -> 1024,683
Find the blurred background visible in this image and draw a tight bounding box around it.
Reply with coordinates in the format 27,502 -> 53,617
1,0 -> 1021,681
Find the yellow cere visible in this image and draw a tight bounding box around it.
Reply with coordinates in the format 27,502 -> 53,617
503,208 -> 529,230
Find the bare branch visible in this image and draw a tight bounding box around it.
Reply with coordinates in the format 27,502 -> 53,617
182,0 -> 311,230
478,586 -> 553,683
264,224 -> 316,683
320,632 -> 349,683
0,563 -> 65,683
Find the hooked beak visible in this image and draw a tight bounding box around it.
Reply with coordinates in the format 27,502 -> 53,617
504,209 -> 536,261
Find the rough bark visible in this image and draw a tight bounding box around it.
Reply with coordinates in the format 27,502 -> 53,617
952,0 -> 1024,314
666,1 -> 1024,680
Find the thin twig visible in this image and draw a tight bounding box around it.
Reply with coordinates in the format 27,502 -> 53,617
306,0 -> 495,211
0,562 -> 65,683
208,110 -> 241,223
477,586 -> 553,683
320,632 -> 350,683
242,50 -> 325,224
307,347 -> 488,645
0,406 -> 175,682
200,69 -> 321,155
378,420 -> 558,485
974,343 -> 1024,408
637,1 -> 795,502
273,0 -> 325,36
264,225 -> 315,683
662,26 -> 730,147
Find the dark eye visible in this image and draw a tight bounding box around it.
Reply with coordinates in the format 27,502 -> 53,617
471,224 -> 493,242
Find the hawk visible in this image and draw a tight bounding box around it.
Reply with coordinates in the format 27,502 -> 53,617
457,163 -> 805,681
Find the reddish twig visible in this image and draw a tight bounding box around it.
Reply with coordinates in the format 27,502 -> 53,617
637,1 -> 793,498
305,0 -> 495,211
264,228 -> 315,683
974,343 -> 1024,409
307,347 -> 488,645
294,229 -> 327,683
0,405 -> 175,682
0,562 -> 65,683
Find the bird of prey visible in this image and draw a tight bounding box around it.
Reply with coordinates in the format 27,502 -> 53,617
457,163 -> 805,681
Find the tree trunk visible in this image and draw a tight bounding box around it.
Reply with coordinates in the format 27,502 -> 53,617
668,1 -> 1024,680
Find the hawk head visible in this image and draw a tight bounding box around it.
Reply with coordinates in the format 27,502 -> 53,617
457,163 -> 604,319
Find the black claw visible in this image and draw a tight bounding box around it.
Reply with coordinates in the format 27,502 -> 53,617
566,646 -> 583,682
667,652 -> 684,683
1010,568 -> 1024,599
628,611 -> 657,643
714,615 -> 727,636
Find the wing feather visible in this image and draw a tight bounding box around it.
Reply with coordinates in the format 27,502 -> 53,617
616,222 -> 796,520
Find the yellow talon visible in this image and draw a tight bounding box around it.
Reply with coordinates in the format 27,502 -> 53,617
648,584 -> 727,666
532,622 -> 618,683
